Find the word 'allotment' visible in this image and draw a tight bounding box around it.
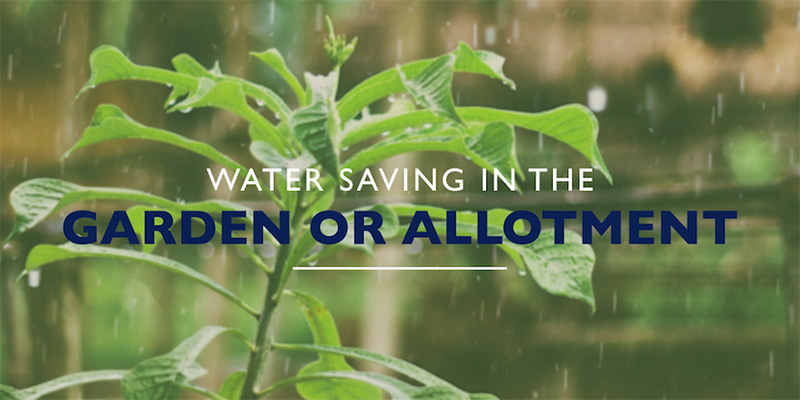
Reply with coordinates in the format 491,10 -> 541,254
63,210 -> 737,246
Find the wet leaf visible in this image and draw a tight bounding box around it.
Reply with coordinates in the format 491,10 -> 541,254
121,326 -> 243,399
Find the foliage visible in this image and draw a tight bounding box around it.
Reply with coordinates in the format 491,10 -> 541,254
3,19 -> 610,400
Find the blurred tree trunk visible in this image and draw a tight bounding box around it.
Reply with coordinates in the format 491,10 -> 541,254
781,169 -> 799,397
29,2 -> 90,398
197,2 -> 252,389
357,2 -> 434,372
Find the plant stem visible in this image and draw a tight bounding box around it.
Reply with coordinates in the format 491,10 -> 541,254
240,243 -> 289,399
241,195 -> 305,399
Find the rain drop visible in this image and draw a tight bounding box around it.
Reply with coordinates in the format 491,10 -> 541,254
587,86 -> 607,112
27,270 -> 41,288
485,26 -> 497,46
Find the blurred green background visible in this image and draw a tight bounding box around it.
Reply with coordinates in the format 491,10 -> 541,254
1,1 -> 798,398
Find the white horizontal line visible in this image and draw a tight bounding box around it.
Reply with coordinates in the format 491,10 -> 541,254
293,266 -> 507,271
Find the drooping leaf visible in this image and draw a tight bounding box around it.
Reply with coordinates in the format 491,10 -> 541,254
217,370 -> 246,400
389,205 -> 596,310
259,371 -> 494,400
285,291 -> 381,400
452,42 -> 515,90
4,179 -> 260,244
274,343 -> 453,388
5,178 -> 175,244
2,370 -> 126,400
464,122 -> 516,181
77,46 -> 197,100
337,43 -> 515,122
64,104 -> 242,171
398,54 -> 463,125
124,205 -> 270,273
511,229 -> 596,309
26,243 -> 259,316
341,104 -> 611,184
339,122 -> 516,186
250,49 -> 306,105
171,53 -> 291,120
459,105 -> 612,183
168,78 -> 288,155
121,326 -> 245,399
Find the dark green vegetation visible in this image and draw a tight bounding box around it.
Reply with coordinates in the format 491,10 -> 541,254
1,18 -> 609,400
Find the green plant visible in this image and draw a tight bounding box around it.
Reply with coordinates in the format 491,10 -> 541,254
2,19 -> 611,400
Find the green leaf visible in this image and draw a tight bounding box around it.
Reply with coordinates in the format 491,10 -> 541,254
512,229 -> 596,310
459,105 -> 612,184
171,53 -> 291,121
464,122 -> 516,182
217,371 -> 246,400
63,104 -> 284,207
285,291 -> 381,400
274,343 -> 452,388
311,204 -> 400,261
340,122 -> 516,185
0,384 -> 22,400
125,206 -> 181,254
5,178 -> 175,244
77,45 -> 197,99
250,49 -> 306,105
389,205 -> 597,310
260,371 -> 492,400
4,178 -> 265,245
290,101 -> 339,177
250,141 -> 315,173
122,326 -> 246,400
65,104 -> 242,171
341,104 -> 612,184
337,43 -> 515,122
341,109 -> 444,148
398,54 -> 463,125
452,42 -> 515,90
168,78 -> 290,156
124,205 -> 270,273
2,370 -> 126,400
25,243 -> 259,316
